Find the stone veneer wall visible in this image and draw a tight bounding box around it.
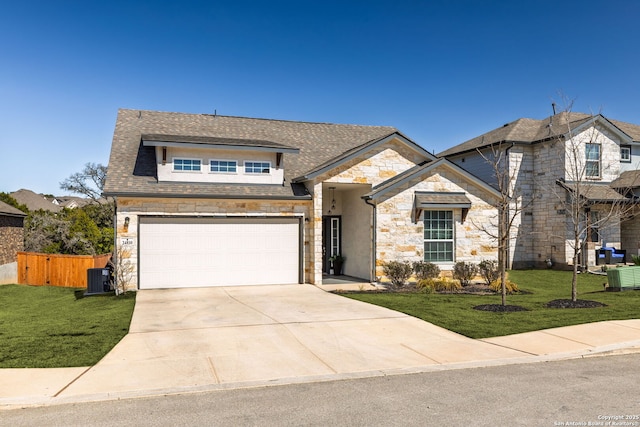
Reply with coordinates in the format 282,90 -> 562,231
311,140 -> 428,283
528,126 -> 624,268
374,168 -> 498,279
621,214 -> 640,257
0,216 -> 24,265
115,197 -> 311,290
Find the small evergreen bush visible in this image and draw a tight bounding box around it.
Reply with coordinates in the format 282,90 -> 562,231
478,259 -> 499,285
382,261 -> 413,288
412,261 -> 440,280
452,262 -> 478,287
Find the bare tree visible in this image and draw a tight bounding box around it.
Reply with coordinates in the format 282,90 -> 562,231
60,162 -> 108,203
474,143 -> 534,306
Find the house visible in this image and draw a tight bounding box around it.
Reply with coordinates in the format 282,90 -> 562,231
0,200 -> 26,284
10,189 -> 61,212
103,109 -> 501,290
439,111 -> 640,269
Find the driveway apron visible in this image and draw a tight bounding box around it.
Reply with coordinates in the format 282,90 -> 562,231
57,285 -> 530,398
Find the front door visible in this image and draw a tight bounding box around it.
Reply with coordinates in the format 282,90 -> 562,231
322,216 -> 341,274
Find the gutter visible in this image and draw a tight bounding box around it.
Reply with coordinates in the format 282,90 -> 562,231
102,192 -> 312,201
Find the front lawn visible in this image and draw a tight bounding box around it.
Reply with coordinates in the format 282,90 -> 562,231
0,284 -> 136,368
342,270 -> 640,339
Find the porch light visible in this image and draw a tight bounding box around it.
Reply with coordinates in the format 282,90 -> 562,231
328,187 -> 336,214
124,217 -> 130,232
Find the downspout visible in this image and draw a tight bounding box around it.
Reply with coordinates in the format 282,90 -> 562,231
364,197 -> 377,284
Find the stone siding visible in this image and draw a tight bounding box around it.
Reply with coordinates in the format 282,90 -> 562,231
375,167 -> 499,279
621,213 -> 640,257
0,215 -> 24,265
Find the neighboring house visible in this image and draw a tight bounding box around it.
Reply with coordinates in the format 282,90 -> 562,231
10,189 -> 61,212
0,200 -> 26,265
439,112 -> 640,269
52,196 -> 93,209
103,109 -> 501,290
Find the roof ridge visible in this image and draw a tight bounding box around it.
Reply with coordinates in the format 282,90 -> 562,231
119,108 -> 396,129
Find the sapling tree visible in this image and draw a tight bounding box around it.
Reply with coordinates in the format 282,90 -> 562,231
548,101 -> 637,302
474,142 -> 533,306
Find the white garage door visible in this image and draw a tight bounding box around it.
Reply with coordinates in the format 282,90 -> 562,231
139,217 -> 300,289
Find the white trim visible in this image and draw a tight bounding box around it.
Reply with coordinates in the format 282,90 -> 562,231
209,159 -> 238,174
244,160 -> 271,174
621,146 -> 631,163
422,209 -> 455,263
172,157 -> 202,172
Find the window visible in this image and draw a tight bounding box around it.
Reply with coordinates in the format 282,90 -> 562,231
173,158 -> 201,171
210,160 -> 237,173
621,146 -> 631,163
585,143 -> 600,178
423,210 -> 454,262
245,161 -> 270,174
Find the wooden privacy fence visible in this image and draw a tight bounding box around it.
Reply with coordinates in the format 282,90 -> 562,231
17,252 -> 111,288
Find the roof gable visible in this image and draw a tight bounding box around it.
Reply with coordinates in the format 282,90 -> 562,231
364,158 -> 501,201
292,132 -> 435,182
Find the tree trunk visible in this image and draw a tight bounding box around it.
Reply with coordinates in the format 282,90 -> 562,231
571,249 -> 579,302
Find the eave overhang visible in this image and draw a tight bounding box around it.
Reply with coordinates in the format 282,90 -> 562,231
142,135 -> 300,154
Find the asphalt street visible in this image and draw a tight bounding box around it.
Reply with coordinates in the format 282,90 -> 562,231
3,352 -> 639,426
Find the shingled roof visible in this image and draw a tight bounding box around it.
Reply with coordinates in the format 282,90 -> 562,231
0,200 -> 27,217
10,189 -> 61,212
103,109 -> 401,199
438,112 -> 640,157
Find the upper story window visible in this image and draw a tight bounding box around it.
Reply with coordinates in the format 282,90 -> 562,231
173,158 -> 201,172
210,160 -> 237,173
423,210 -> 454,262
621,146 -> 631,163
585,143 -> 601,178
245,161 -> 271,174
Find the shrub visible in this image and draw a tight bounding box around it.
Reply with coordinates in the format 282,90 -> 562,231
416,279 -> 436,293
478,260 -> 499,285
382,261 -> 413,288
489,279 -> 519,294
433,277 -> 461,293
412,261 -> 440,280
632,254 -> 640,266
452,262 -> 478,287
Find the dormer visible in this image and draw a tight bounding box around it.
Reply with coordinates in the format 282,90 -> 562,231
142,134 -> 300,185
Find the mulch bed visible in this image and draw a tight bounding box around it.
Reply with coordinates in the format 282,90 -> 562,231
546,299 -> 607,309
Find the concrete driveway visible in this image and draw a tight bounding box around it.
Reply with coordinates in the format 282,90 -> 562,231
56,284 -> 529,399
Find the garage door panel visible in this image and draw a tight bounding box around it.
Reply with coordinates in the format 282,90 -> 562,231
139,217 -> 300,289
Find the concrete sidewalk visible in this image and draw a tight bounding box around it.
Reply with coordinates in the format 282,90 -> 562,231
1,285 -> 639,409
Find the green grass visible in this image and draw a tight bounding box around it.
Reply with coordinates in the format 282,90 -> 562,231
0,284 -> 136,368
342,269 -> 640,339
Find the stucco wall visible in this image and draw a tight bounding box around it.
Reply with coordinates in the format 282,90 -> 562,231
341,186 -> 373,279
155,146 -> 284,184
116,197 -> 311,290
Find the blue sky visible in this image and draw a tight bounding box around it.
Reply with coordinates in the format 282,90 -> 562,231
1,0 -> 639,196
